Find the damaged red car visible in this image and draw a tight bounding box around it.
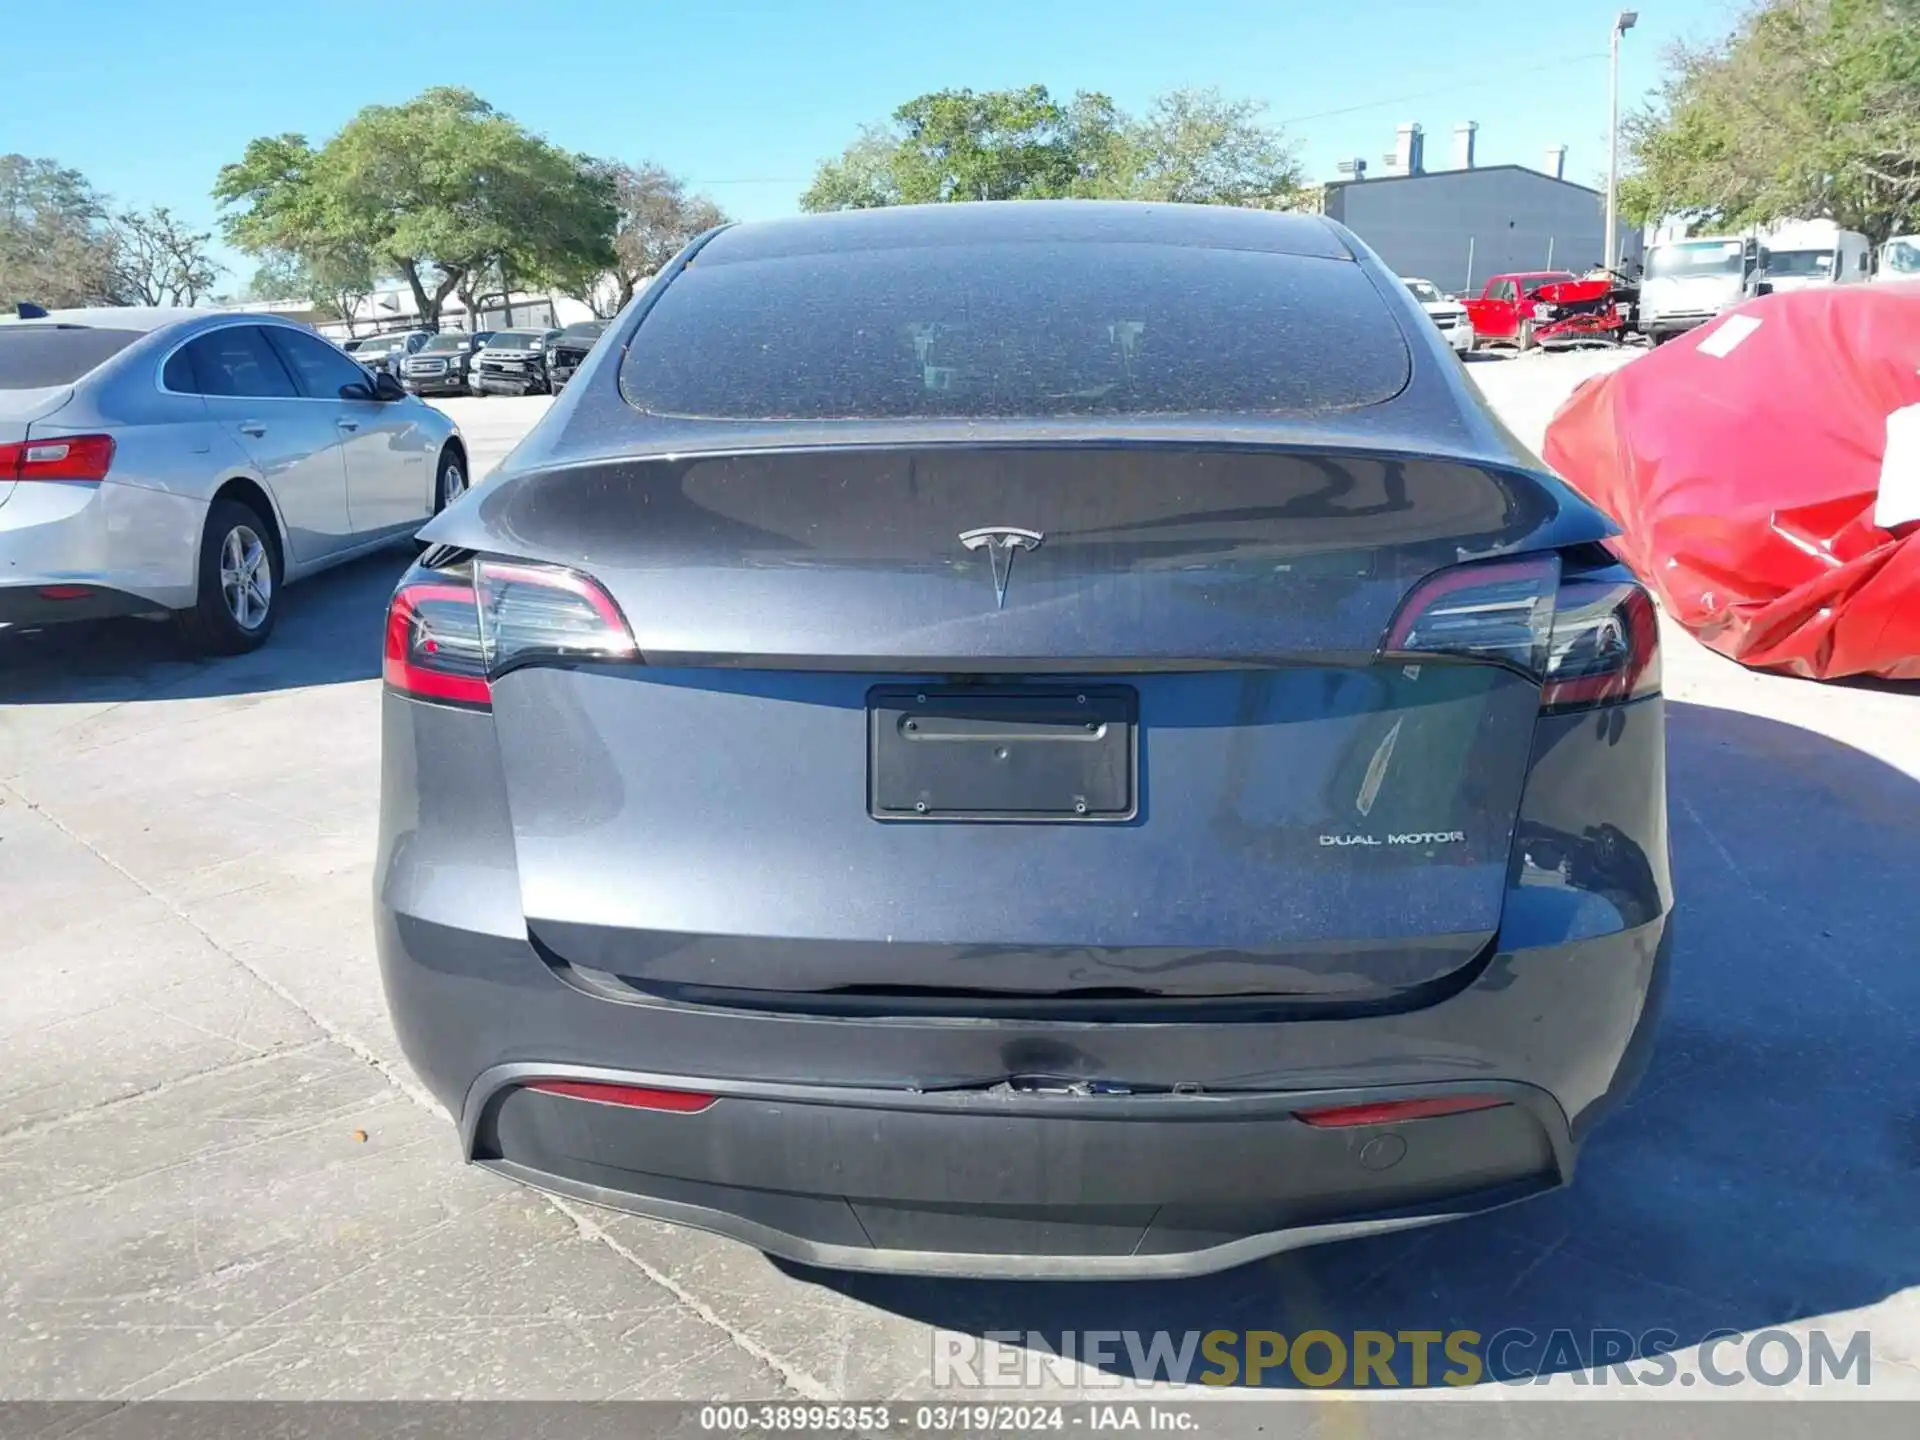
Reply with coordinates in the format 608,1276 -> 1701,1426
1465,271 -> 1627,351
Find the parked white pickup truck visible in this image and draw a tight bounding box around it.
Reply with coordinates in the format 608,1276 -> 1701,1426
1399,277 -> 1473,355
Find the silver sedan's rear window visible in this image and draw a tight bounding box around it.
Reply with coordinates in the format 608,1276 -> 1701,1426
619,242 -> 1410,420
0,326 -> 143,388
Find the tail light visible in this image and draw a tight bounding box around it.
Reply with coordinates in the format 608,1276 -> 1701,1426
1538,575 -> 1661,709
1386,555 -> 1660,712
383,556 -> 637,708
1,434 -> 115,482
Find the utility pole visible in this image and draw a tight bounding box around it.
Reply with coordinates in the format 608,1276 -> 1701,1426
1605,10 -> 1639,272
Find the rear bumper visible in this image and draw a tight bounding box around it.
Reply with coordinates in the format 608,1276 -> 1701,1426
376,685 -> 1671,1278
471,1067 -> 1573,1279
0,480 -> 200,614
377,897 -> 1669,1277
0,582 -> 164,626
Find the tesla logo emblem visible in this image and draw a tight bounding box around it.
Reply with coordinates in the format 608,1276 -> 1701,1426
959,527 -> 1044,608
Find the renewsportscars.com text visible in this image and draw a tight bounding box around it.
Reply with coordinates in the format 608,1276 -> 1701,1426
932,1328 -> 1874,1389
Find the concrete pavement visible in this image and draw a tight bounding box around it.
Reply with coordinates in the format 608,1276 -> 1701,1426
3,364 -> 1917,1400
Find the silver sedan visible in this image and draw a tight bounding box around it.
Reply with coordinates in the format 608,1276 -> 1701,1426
1,308 -> 469,652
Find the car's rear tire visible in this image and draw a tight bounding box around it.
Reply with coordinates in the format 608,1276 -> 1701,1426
414,447 -> 469,553
174,498 -> 280,655
434,447 -> 467,514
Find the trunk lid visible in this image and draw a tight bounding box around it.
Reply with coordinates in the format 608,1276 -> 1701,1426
477,443 -> 1582,1007
459,444 -> 1577,665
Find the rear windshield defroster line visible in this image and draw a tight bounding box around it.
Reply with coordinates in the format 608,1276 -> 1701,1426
619,241 -> 1411,421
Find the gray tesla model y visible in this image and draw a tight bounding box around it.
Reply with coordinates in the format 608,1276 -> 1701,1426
375,201 -> 1670,1280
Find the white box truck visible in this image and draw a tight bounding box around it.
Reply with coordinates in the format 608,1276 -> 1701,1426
1759,219 -> 1872,292
1638,235 -> 1768,343
1873,235 -> 1920,283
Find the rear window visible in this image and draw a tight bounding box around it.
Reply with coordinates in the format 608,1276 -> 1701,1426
0,326 -> 144,388
619,243 -> 1409,419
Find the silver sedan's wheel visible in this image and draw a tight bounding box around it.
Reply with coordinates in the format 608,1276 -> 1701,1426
175,498 -> 279,654
218,523 -> 273,631
438,457 -> 467,510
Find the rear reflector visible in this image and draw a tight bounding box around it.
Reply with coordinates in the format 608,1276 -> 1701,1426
522,1079 -> 717,1113
1293,1094 -> 1509,1128
37,585 -> 94,601
1,433 -> 115,482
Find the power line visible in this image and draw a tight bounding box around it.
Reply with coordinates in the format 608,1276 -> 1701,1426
1273,52 -> 1609,127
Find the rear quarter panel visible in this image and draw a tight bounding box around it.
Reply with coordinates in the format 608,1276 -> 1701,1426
35,337 -> 239,505
13,351 -> 254,601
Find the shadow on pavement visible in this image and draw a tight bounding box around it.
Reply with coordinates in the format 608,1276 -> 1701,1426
807,699 -> 1920,1387
0,545 -> 412,705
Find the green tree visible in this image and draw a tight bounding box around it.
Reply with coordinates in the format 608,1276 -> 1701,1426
0,154 -> 117,307
1121,89 -> 1303,207
800,85 -> 1300,213
1621,0 -> 1920,243
799,127 -> 905,211
215,88 -> 615,329
803,86 -> 1092,208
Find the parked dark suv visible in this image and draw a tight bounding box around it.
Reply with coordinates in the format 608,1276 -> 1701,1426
401,331 -> 496,397
472,328 -> 563,396
352,330 -> 433,376
546,320 -> 609,394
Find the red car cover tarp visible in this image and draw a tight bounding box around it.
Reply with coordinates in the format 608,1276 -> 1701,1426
1543,284 -> 1920,680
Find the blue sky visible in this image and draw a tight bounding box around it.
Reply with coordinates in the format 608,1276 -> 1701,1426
11,0 -> 1734,286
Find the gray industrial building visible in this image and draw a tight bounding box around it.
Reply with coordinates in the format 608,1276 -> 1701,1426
1314,123 -> 1643,296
